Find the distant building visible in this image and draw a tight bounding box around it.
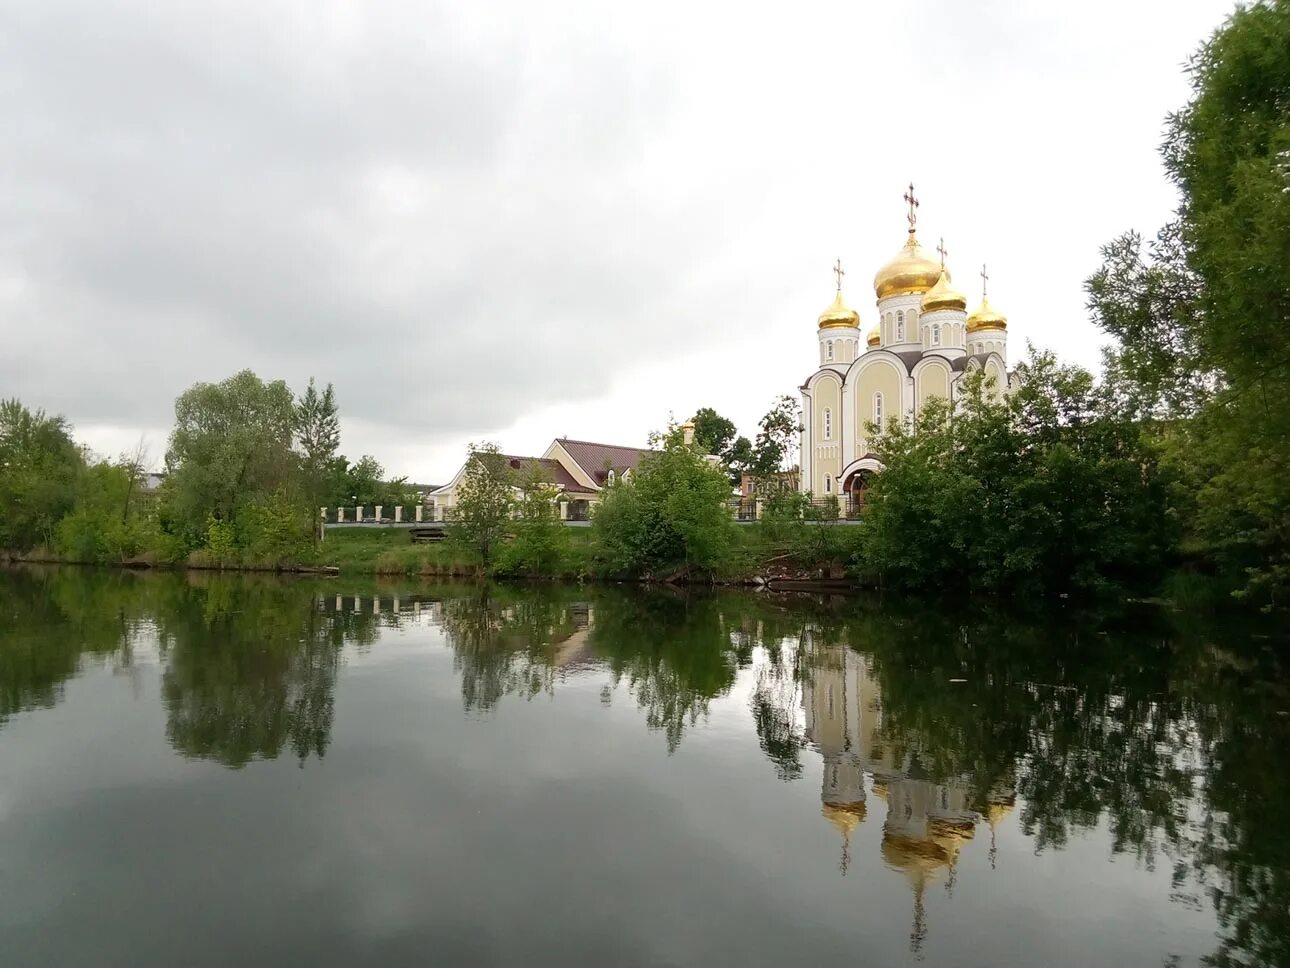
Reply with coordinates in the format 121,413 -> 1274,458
431,437 -> 655,519
738,470 -> 799,499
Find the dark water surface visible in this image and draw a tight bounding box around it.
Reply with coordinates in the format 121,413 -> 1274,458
1,568 -> 1287,967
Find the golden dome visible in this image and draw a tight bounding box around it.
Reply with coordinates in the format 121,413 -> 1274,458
874,234 -> 942,300
866,326 -> 880,347
818,290 -> 860,330
921,270 -> 967,313
966,295 -> 1008,332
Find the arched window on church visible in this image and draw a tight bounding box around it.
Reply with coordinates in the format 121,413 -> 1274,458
873,392 -> 884,428
826,340 -> 833,361
931,323 -> 941,346
607,470 -> 615,486
823,408 -> 832,440
896,312 -> 905,342
825,474 -> 832,494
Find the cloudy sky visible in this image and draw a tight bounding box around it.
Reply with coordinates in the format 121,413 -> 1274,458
1,0 -> 1235,482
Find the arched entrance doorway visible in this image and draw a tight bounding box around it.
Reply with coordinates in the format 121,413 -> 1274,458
842,469 -> 875,516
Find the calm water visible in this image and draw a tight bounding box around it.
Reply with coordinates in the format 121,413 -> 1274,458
1,569 -> 1287,967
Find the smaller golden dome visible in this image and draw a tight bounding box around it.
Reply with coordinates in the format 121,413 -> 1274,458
966,296 -> 1007,333
921,270 -> 967,314
866,326 -> 880,347
874,234 -> 943,300
818,290 -> 860,330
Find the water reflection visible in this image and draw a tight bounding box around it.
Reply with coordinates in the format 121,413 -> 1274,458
797,633 -> 1016,954
1,568 -> 1288,966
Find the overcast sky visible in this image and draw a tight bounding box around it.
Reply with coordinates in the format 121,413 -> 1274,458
1,0 -> 1236,482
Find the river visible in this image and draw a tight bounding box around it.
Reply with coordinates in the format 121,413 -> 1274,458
0,567 -> 1286,967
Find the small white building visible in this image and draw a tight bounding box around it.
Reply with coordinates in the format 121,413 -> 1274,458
431,437 -> 654,518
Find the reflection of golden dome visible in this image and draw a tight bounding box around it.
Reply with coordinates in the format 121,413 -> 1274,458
985,800 -> 1015,830
881,819 -> 975,877
921,270 -> 967,313
818,290 -> 860,330
966,296 -> 1008,332
874,234 -> 942,300
822,801 -> 867,837
866,326 -> 880,347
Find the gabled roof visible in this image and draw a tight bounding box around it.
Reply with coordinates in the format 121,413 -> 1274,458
554,438 -> 654,485
500,455 -> 597,494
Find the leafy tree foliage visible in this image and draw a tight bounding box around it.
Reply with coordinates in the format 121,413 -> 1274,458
163,370 -> 298,543
592,425 -> 738,580
294,377 -> 339,537
688,406 -> 753,485
448,442 -> 515,569
1087,1 -> 1290,604
0,399 -> 84,551
497,464 -> 570,576
858,351 -> 1176,596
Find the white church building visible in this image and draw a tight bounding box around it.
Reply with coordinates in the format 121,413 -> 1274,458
800,187 -> 1012,509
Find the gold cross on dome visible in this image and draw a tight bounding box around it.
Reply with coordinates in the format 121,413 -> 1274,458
937,237 -> 949,269
832,258 -> 844,292
903,182 -> 920,232
980,263 -> 990,298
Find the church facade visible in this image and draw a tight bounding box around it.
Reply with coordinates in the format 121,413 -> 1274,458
799,188 -> 1012,508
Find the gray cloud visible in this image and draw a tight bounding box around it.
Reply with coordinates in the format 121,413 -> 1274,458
0,0 -> 1238,475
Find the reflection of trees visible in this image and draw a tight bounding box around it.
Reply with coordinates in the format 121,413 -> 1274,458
780,598 -> 1290,968
155,576 -> 364,768
589,591 -> 749,752
0,567 -> 149,725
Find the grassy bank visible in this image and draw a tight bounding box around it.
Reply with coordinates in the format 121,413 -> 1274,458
316,527 -> 601,579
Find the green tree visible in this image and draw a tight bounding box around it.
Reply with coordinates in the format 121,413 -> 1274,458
859,351 -> 1175,596
447,442 -> 515,569
1086,1 -> 1290,604
163,371 -> 297,546
498,464 -> 569,576
747,394 -> 802,493
592,423 -> 739,580
0,399 -> 85,551
294,378 -> 339,540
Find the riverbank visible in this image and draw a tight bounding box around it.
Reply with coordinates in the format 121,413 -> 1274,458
2,525 -> 863,589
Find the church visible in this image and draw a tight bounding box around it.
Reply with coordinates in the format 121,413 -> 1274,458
799,186 -> 1013,509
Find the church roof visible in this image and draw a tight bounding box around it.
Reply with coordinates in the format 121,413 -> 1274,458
555,438 -> 654,485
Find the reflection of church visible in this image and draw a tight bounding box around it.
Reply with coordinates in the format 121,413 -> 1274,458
801,631 -> 1015,955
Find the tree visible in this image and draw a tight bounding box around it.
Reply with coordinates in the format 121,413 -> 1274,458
858,350 -> 1176,596
498,464 -> 569,575
1085,1 -> 1290,604
747,395 -> 802,493
163,370 -> 298,546
592,422 -> 739,580
0,399 -> 85,551
448,442 -> 515,569
687,407 -> 752,485
294,378 -> 339,539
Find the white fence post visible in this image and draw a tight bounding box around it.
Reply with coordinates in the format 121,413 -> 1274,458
394,506 -> 403,523
375,505 -> 383,522
356,506 -> 364,523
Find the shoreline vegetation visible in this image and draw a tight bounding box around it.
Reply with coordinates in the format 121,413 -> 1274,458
2,6 -> 1288,614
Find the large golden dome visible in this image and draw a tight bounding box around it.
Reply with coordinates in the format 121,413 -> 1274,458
966,295 -> 1007,332
921,270 -> 967,313
874,234 -> 942,300
818,290 -> 860,330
